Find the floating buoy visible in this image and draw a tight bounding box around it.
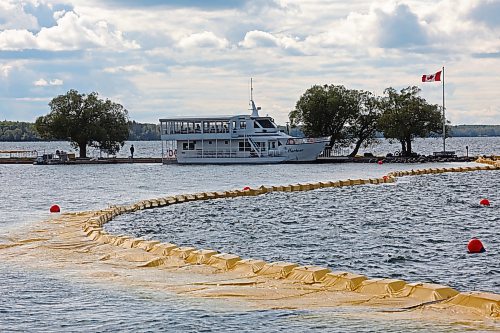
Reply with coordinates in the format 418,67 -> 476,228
50,204 -> 60,213
377,160 -> 383,165
467,238 -> 485,253
383,176 -> 388,181
243,186 -> 251,191
479,198 -> 490,206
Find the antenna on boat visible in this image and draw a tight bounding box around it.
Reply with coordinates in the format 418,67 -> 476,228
250,77 -> 260,118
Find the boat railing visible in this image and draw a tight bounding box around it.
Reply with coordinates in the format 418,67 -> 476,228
319,146 -> 351,157
286,137 -> 329,145
181,149 -> 273,159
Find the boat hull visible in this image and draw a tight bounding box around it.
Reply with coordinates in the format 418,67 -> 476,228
173,141 -> 327,164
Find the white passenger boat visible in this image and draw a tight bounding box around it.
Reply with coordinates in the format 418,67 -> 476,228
159,94 -> 329,164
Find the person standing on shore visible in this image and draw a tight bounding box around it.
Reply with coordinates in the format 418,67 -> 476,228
130,144 -> 135,159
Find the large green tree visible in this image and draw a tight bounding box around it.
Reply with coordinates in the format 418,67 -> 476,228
378,86 -> 444,156
289,84 -> 358,147
342,91 -> 382,157
35,90 -> 129,158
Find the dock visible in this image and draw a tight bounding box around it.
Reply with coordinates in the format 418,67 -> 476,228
0,157 -> 164,164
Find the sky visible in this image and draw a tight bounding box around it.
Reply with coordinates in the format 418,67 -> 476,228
0,0 -> 499,125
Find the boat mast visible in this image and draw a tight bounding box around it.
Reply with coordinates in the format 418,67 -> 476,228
250,78 -> 253,102
250,78 -> 259,118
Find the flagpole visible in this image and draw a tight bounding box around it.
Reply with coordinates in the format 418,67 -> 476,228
442,66 -> 446,153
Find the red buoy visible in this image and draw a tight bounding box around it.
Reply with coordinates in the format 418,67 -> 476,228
377,160 -> 383,165
467,238 -> 485,253
479,199 -> 490,206
383,175 -> 388,181
243,186 -> 251,191
50,204 -> 60,213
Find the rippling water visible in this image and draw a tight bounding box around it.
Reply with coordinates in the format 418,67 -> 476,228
0,158 -> 498,332
106,170 -> 500,294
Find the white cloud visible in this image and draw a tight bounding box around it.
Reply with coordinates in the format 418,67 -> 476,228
240,30 -> 279,48
0,64 -> 13,78
239,30 -> 302,55
33,78 -> 63,86
0,29 -> 37,51
49,78 -> 63,85
0,1 -> 39,30
177,31 -> 229,49
0,9 -> 139,51
103,65 -> 145,73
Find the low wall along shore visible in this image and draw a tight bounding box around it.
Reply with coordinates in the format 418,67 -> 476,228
1,158 -> 499,327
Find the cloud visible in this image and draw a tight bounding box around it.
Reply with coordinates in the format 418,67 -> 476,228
239,30 -> 302,55
0,1 -> 39,30
0,9 -> 140,51
375,3 -> 427,48
0,29 -> 37,50
33,78 -> 63,86
178,31 -> 229,49
468,0 -> 500,28
103,65 -> 145,73
0,64 -> 13,77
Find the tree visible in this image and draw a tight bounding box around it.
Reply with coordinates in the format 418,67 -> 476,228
342,91 -> 382,157
35,90 -> 129,158
378,86 -> 444,156
289,84 -> 358,147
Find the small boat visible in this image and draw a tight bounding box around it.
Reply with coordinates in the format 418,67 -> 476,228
33,150 -> 72,165
159,85 -> 329,164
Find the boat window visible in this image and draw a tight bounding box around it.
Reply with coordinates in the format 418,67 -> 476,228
254,121 -> 260,128
238,141 -> 251,151
224,141 -> 229,144
256,119 -> 275,129
182,142 -> 196,150
208,141 -> 212,144
239,121 -> 246,129
232,121 -> 237,132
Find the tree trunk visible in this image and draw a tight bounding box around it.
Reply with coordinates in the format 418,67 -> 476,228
400,140 -> 406,156
349,139 -> 363,157
406,139 -> 412,156
78,142 -> 87,158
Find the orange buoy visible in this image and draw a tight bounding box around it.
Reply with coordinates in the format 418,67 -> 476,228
50,204 -> 60,213
243,186 -> 251,191
479,198 -> 490,206
467,238 -> 485,253
377,160 -> 383,165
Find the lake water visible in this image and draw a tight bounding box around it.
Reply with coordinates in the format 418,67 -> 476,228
0,138 -> 499,332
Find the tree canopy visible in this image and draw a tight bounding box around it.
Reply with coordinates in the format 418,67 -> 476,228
35,90 -> 129,158
289,85 -> 382,154
378,86 -> 444,156
341,90 -> 382,157
289,84 -> 358,147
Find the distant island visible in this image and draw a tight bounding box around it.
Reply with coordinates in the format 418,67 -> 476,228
1,120 -> 499,142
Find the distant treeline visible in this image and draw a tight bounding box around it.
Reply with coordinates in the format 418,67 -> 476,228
449,125 -> 500,137
0,120 -> 161,141
1,120 -> 499,141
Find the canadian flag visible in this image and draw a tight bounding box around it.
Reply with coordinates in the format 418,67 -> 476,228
422,71 -> 442,82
